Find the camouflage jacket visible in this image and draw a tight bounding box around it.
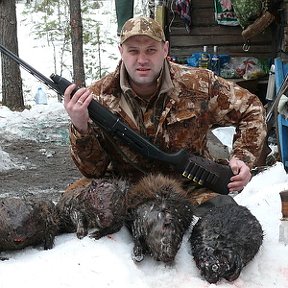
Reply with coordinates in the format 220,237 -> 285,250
69,60 -> 267,183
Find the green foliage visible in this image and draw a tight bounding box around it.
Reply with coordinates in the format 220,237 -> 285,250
21,0 -> 118,81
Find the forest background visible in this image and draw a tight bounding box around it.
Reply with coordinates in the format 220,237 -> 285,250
0,0 -> 148,110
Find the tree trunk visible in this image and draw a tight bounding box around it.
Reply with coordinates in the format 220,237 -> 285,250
69,0 -> 85,88
0,0 -> 24,111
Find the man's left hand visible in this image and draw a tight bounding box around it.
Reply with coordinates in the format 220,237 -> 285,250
227,157 -> 252,192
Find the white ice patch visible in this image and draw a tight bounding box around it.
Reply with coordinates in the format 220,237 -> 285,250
0,147 -> 24,171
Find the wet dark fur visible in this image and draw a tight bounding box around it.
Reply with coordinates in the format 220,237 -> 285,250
56,178 -> 129,240
0,196 -> 59,256
126,174 -> 194,263
189,203 -> 263,284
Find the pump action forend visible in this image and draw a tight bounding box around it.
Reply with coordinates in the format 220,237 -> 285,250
0,43 -> 233,195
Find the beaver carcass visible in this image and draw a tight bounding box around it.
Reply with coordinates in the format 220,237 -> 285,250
0,196 -> 59,256
189,203 -> 263,283
126,174 -> 194,263
56,178 -> 129,240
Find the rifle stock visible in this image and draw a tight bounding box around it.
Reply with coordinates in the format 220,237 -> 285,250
0,43 -> 233,195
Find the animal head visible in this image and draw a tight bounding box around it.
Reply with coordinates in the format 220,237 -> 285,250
82,178 -> 129,228
0,197 -> 58,251
139,199 -> 192,263
194,247 -> 243,284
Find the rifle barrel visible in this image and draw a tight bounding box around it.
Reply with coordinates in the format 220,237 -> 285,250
0,43 -> 59,93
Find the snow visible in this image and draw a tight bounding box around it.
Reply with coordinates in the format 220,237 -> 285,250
0,101 -> 69,145
1,99 -> 288,288
1,1 -> 288,287
1,114 -> 288,288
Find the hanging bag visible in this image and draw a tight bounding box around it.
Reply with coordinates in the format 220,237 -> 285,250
230,0 -> 263,29
230,0 -> 278,51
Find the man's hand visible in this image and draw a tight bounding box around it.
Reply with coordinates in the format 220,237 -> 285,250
227,157 -> 252,192
63,84 -> 93,133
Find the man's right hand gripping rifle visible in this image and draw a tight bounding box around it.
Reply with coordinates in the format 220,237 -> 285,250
64,84 -> 93,135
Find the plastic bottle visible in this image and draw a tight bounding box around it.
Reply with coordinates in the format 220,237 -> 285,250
199,46 -> 209,69
35,87 -> 48,105
210,45 -> 220,75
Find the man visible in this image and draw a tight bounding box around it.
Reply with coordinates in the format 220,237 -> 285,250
63,16 -> 266,207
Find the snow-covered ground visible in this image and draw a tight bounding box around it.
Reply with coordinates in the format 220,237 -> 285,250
1,101 -> 288,288
1,1 -> 288,287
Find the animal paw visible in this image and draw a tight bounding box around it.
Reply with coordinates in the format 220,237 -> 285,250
224,254 -> 243,282
76,227 -> 88,239
89,230 -> 102,240
132,245 -> 144,262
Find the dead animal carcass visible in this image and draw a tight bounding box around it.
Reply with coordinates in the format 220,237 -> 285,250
126,174 -> 194,263
57,178 -> 129,240
0,196 -> 59,257
189,203 -> 263,283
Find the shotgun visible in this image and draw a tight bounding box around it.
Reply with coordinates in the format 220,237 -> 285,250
0,43 -> 233,194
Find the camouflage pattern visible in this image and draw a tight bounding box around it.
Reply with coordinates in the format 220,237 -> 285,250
68,60 -> 267,205
120,16 -> 165,44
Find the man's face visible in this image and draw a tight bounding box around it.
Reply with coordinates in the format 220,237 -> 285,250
119,36 -> 169,88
